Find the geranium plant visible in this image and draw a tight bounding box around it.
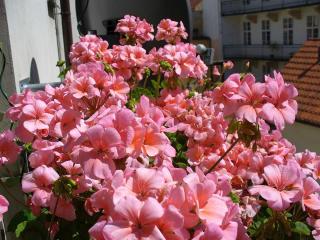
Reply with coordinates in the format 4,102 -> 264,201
0,15 -> 319,240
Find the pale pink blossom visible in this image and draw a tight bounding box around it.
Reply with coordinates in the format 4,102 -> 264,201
22,99 -> 53,135
102,196 -> 164,239
49,196 -> 76,221
0,195 -> 9,220
302,177 -> 320,211
22,165 -> 59,207
261,71 -> 298,130
0,130 -> 21,165
116,15 -> 154,45
156,19 -> 188,44
249,161 -> 303,211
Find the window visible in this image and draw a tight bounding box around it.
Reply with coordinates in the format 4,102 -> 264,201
262,20 -> 270,45
262,64 -> 272,77
262,62 -> 278,79
307,16 -> 319,40
283,18 -> 293,45
243,0 -> 250,5
243,22 -> 251,45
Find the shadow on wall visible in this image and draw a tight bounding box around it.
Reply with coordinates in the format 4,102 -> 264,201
30,58 -> 40,84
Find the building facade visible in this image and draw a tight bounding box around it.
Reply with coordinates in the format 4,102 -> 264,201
221,0 -> 320,80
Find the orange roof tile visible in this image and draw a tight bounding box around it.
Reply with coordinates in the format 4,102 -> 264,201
282,39 -> 320,126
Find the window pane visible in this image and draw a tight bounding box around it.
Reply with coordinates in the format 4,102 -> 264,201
289,30 -> 293,45
307,29 -> 312,39
314,28 -> 319,38
307,16 -> 313,27
314,16 -> 318,26
283,18 -> 287,28
288,18 -> 293,28
283,31 -> 287,44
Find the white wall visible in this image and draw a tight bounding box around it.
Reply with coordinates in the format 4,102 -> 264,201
222,16 -> 242,45
203,0 -> 223,59
222,5 -> 320,45
4,0 -> 65,89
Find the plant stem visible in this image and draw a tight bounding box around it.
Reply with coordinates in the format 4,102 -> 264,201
20,150 -> 29,182
155,71 -> 161,98
46,197 -> 59,240
206,138 -> 240,174
143,74 -> 149,88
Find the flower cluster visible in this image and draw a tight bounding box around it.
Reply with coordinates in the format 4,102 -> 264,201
149,43 -> 208,81
156,19 -> 188,44
0,16 -> 319,240
212,72 -> 298,130
115,15 -> 154,45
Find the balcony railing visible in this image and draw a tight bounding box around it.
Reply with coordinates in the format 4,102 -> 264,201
223,44 -> 301,60
221,0 -> 320,16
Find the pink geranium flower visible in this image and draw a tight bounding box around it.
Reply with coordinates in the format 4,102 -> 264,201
261,71 -> 298,130
233,74 -> 266,123
213,65 -> 221,76
22,165 -> 59,207
0,195 -> 9,220
249,161 -> 303,211
223,60 -> 234,70
114,168 -> 165,202
116,15 -> 154,45
156,19 -> 188,44
157,205 -> 190,240
22,100 -> 53,135
49,196 -> 76,221
302,177 -> 320,211
142,125 -> 175,157
102,196 -> 164,239
0,130 -> 21,165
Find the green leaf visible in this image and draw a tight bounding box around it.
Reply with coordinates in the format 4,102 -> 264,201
144,68 -> 151,79
58,67 -> 70,78
292,221 -> 310,236
159,61 -> 172,71
56,60 -> 65,67
15,221 -> 27,237
227,119 -> 239,134
53,176 -> 77,199
8,209 -> 36,233
0,111 -> 4,121
166,132 -> 189,169
228,192 -> 240,203
175,162 -> 187,168
103,62 -> 115,74
266,208 -> 273,216
188,91 -> 196,98
151,79 -> 160,90
160,80 -> 168,89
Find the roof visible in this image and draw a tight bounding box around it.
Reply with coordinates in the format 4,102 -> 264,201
282,39 -> 320,126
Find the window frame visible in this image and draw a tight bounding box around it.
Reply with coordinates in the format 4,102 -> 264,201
243,21 -> 252,45
262,20 -> 271,45
283,17 -> 293,45
307,16 -> 319,40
